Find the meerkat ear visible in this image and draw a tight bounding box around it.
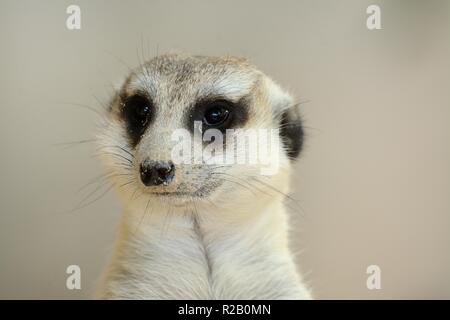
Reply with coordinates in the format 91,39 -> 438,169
264,77 -> 304,159
279,105 -> 304,159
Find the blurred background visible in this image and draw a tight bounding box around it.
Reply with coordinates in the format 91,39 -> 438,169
0,0 -> 449,299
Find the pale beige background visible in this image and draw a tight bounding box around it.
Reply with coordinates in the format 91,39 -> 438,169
0,0 -> 449,299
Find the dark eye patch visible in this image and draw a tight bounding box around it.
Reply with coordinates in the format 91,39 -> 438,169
187,96 -> 249,134
120,93 -> 153,147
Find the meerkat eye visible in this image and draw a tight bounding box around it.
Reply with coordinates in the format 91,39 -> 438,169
121,94 -> 152,146
123,95 -> 151,125
203,101 -> 232,128
189,98 -> 246,134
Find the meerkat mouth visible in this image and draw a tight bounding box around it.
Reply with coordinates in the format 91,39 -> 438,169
143,191 -> 207,207
151,192 -> 195,197
139,179 -> 222,198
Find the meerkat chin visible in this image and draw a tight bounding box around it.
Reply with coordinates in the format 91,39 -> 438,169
95,53 -> 312,299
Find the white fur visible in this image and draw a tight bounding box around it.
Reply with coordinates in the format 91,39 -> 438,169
95,189 -> 311,299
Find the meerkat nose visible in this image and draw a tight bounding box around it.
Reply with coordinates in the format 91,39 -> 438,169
140,159 -> 175,186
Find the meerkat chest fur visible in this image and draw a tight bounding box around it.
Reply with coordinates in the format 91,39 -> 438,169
97,196 -> 309,299
96,54 -> 311,299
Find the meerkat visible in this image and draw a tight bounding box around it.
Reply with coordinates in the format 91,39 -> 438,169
95,53 -> 312,299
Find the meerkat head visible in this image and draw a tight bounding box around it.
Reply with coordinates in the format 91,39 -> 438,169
98,54 -> 303,210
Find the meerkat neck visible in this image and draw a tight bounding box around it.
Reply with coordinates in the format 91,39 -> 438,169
97,197 -> 310,299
